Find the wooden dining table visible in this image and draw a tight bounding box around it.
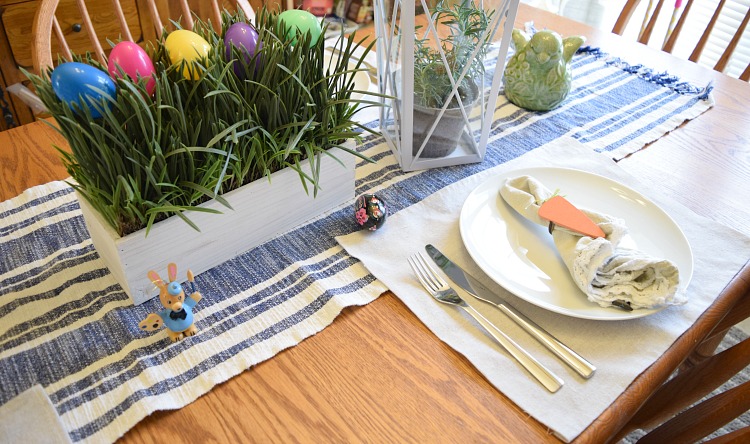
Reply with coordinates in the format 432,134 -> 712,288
1,4 -> 748,443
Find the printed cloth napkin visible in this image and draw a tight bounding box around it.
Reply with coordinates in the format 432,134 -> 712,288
499,175 -> 683,310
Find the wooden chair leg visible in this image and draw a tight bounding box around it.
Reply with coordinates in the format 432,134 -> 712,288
637,380 -> 750,443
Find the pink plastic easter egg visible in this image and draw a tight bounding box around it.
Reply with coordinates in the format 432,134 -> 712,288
108,41 -> 156,95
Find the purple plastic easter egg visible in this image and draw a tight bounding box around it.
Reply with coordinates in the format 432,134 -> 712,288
51,62 -> 116,119
108,41 -> 156,95
224,23 -> 259,61
224,22 -> 261,76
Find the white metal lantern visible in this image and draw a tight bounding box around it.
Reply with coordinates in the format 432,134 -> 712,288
373,0 -> 520,171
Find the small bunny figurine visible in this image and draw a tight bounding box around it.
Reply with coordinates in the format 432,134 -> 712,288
138,263 -> 203,342
503,29 -> 585,111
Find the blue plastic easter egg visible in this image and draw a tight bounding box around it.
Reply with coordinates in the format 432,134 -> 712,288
224,22 -> 261,76
165,30 -> 211,80
51,62 -> 116,118
279,10 -> 322,47
108,41 -> 156,95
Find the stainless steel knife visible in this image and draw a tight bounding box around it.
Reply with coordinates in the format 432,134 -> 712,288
425,244 -> 596,379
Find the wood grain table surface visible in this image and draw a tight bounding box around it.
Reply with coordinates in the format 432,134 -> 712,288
1,4 -> 749,443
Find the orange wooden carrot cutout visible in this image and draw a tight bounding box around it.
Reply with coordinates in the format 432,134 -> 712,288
538,195 -> 606,238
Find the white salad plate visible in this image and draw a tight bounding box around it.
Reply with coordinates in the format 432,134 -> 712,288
459,167 -> 693,320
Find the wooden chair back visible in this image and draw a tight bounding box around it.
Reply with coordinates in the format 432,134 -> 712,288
31,0 -> 258,74
612,0 -> 750,81
614,288 -> 750,442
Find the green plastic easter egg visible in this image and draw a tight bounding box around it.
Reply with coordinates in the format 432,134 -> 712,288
279,10 -> 322,47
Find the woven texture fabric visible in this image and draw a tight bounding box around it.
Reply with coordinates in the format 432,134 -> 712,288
0,49 -> 713,443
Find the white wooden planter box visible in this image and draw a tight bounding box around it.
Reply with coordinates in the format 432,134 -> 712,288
77,146 -> 356,305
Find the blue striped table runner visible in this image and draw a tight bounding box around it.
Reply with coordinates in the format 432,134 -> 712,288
0,48 -> 712,443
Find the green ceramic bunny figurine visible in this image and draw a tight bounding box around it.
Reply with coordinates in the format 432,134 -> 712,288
503,29 -> 585,111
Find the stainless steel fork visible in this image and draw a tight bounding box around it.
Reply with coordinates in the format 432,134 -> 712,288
408,252 -> 564,393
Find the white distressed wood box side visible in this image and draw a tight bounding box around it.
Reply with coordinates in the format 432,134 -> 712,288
77,146 -> 357,305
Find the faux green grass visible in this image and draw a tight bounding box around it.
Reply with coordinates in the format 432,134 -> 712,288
27,8 -> 380,237
413,0 -> 494,108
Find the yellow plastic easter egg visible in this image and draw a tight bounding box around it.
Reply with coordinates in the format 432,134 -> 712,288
165,30 -> 211,80
279,10 -> 322,47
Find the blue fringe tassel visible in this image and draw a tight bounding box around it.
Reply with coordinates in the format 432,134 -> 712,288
577,45 -> 713,100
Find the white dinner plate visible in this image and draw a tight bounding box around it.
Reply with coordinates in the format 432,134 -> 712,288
459,167 -> 693,320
